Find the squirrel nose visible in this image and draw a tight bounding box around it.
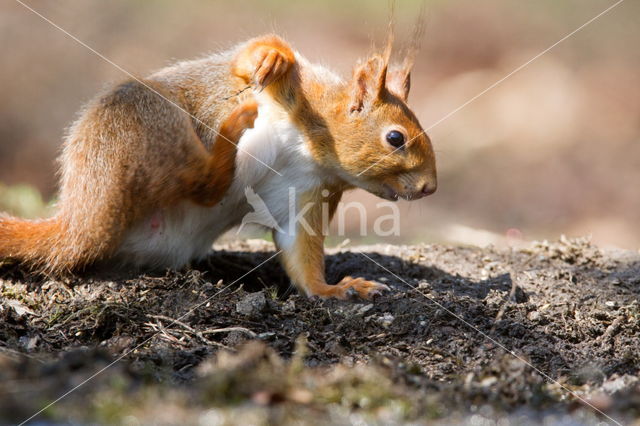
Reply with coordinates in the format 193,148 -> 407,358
421,182 -> 437,196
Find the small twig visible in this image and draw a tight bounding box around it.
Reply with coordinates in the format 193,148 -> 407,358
200,327 -> 257,338
493,277 -> 518,323
228,284 -> 245,296
47,306 -> 92,329
490,249 -> 520,333
144,321 -> 189,347
148,314 -> 232,349
149,314 -> 198,334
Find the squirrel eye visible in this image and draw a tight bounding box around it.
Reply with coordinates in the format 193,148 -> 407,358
386,130 -> 405,149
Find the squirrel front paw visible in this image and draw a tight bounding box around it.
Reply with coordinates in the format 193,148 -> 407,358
309,276 -> 390,300
232,35 -> 295,90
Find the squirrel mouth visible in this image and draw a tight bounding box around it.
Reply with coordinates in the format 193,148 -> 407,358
380,185 -> 400,202
379,184 -> 429,202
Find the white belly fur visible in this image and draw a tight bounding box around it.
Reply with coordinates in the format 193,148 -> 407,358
117,97 -> 325,269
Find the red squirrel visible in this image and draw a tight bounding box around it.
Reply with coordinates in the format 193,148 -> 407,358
0,34 -> 437,300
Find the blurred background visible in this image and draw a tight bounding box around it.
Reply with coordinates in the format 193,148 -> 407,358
1,0 -> 638,249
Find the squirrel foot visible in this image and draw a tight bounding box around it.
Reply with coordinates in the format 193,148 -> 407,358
219,100 -> 259,141
180,99 -> 258,208
310,276 -> 390,300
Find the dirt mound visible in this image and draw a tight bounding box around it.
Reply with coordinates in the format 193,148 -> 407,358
0,238 -> 638,424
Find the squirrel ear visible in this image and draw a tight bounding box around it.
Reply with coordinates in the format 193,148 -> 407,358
349,61 -> 370,113
386,62 -> 412,102
350,25 -> 394,113
349,55 -> 388,113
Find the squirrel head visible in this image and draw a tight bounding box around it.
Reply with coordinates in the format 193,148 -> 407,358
324,48 -> 437,201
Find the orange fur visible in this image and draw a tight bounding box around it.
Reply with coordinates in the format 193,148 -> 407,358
0,96 -> 257,274
0,217 -> 64,272
241,34 -> 436,299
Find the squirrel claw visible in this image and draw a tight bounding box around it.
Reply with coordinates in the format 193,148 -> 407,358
232,36 -> 295,91
367,286 -> 388,299
345,287 -> 359,300
252,48 -> 291,90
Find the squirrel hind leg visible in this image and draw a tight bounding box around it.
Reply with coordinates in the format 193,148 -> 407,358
179,100 -> 258,208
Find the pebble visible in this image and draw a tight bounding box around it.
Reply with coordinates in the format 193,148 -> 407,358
527,311 -> 541,321
235,291 -> 267,316
601,374 -> 639,394
358,304 -> 374,315
480,377 -> 498,387
378,313 -> 395,328
282,299 -> 296,312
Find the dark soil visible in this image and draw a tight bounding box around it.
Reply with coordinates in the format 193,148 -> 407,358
0,237 -> 639,425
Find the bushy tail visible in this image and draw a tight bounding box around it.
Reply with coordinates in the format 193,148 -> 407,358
0,215 -> 82,274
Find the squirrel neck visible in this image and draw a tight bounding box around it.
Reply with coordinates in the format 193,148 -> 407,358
266,61 -> 351,187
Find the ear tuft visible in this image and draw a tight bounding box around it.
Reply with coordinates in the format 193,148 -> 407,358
376,10 -> 394,98
349,1 -> 425,110
386,5 -> 425,102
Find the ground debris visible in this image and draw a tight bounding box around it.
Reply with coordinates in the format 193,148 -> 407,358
0,237 -> 638,424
